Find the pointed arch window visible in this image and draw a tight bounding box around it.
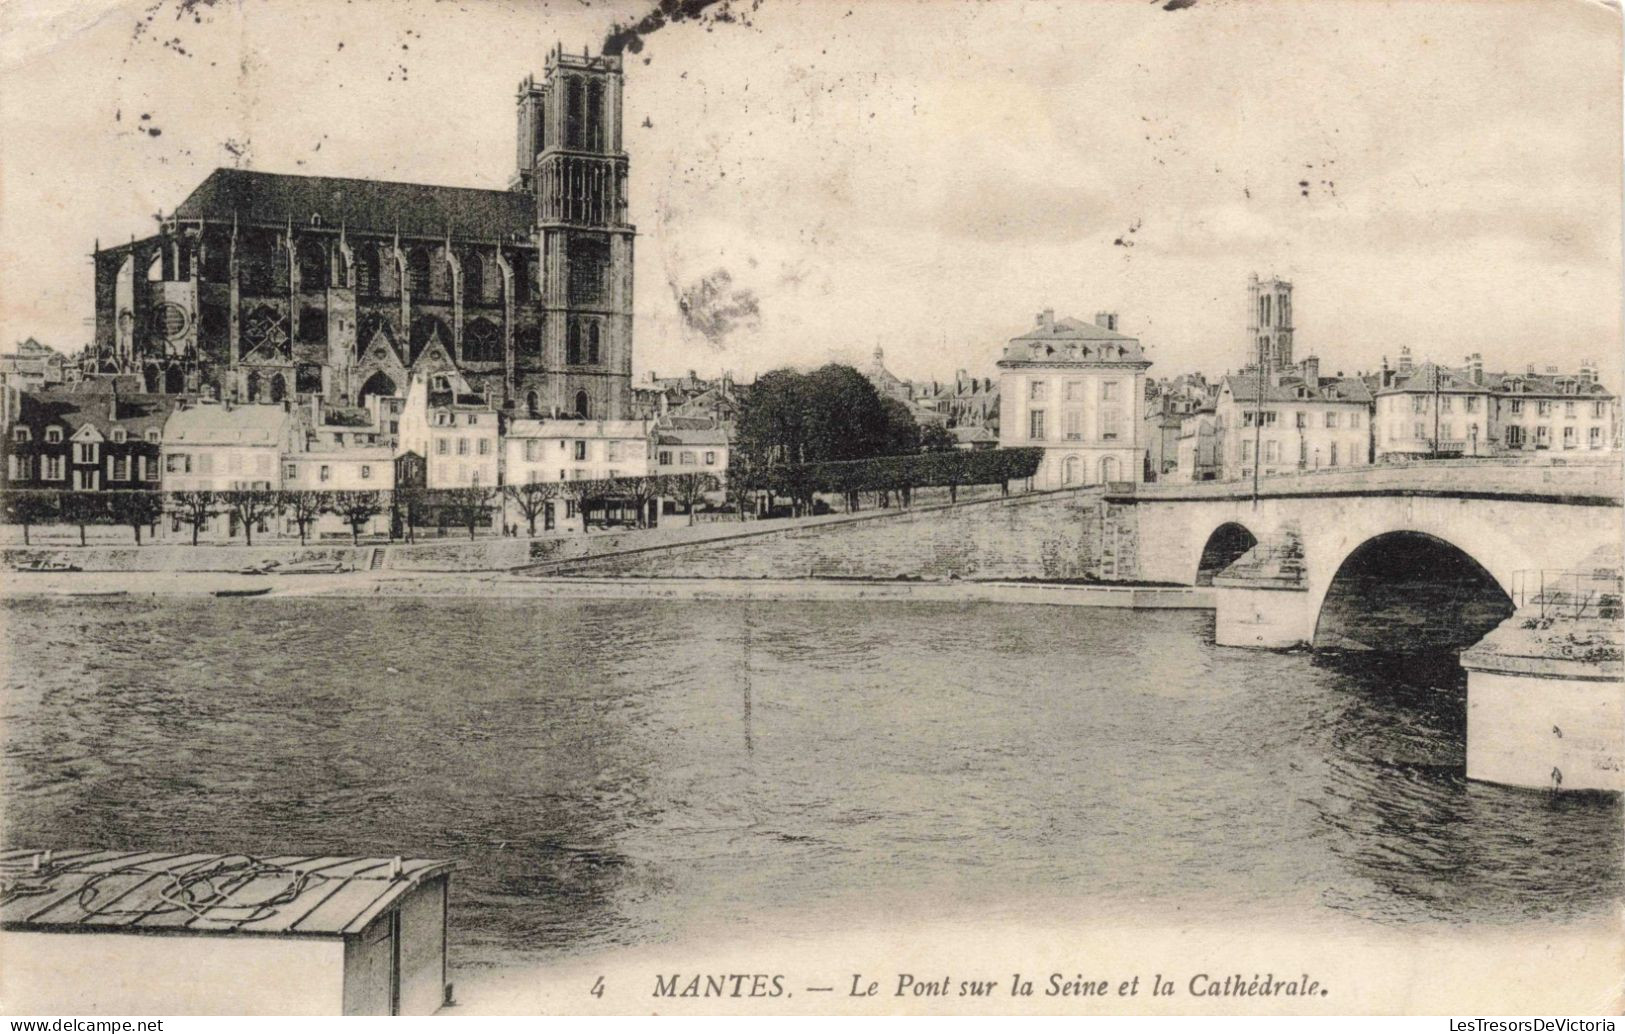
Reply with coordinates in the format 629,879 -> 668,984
408,248 -> 431,296
567,321 -> 582,365
586,321 -> 599,365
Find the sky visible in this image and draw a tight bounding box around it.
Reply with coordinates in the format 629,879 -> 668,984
0,0 -> 1619,389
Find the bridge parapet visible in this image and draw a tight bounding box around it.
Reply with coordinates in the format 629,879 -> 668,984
1118,457 -> 1622,505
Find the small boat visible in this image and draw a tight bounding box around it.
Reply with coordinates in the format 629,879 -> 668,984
13,555 -> 82,573
276,559 -> 349,575
238,560 -> 281,575
214,585 -> 272,598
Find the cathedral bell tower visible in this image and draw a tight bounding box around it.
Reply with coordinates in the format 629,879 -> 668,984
1246,273 -> 1293,373
516,44 -> 634,420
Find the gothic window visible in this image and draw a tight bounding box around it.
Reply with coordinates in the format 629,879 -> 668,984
526,390 -> 540,417
567,235 -> 609,306
408,248 -> 431,297
144,366 -> 161,393
299,307 -> 327,344
298,239 -> 328,290
586,80 -> 605,151
270,373 -> 287,403
463,252 -> 485,304
566,77 -> 585,149
164,366 -> 185,394
202,238 -> 230,282
567,321 -> 582,365
246,370 -> 261,401
243,305 -> 290,357
410,315 -> 451,364
296,363 -> 323,395
574,390 -> 589,419
357,245 -> 386,297
464,318 -> 501,362
515,326 -> 541,356
586,321 -> 600,365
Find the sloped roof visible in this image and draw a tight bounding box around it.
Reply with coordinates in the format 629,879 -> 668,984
165,401 -> 291,444
1001,316 -> 1147,364
657,426 -> 728,446
17,388 -> 175,437
1379,362 -> 1614,399
174,168 -> 534,241
0,848 -> 452,937
1223,372 -> 1373,405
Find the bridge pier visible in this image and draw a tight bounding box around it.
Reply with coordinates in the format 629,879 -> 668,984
1211,526 -> 1313,649
1461,615 -> 1623,794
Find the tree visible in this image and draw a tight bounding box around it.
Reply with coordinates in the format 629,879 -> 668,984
504,480 -> 558,536
393,486 -> 424,543
615,475 -> 661,529
665,472 -> 720,525
734,367 -> 808,468
879,396 -> 921,457
920,423 -> 957,453
445,485 -> 498,539
723,456 -> 759,520
802,363 -> 889,463
217,489 -> 283,546
281,490 -> 330,545
329,490 -> 387,545
169,490 -> 218,546
107,490 -> 165,545
58,492 -> 110,546
3,490 -> 59,546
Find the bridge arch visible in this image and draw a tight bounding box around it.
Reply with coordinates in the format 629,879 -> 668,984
1310,530 -> 1513,654
1195,521 -> 1257,586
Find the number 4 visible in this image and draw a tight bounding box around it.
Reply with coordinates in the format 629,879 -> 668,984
591,976 -> 605,999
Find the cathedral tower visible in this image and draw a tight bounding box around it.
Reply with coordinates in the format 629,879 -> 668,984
520,45 -> 634,420
1246,274 -> 1293,373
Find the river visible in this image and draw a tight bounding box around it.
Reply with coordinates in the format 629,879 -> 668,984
3,596 -> 1618,967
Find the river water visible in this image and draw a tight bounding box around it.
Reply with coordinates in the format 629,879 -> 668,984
3,596 -> 1618,966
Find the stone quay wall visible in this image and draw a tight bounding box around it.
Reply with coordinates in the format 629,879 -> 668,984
523,488 -> 1145,583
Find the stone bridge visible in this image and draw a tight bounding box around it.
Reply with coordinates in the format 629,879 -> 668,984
1108,458 -> 1623,791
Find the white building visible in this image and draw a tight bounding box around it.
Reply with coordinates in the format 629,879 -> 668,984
1373,350 -> 1617,460
996,309 -> 1151,487
1214,357 -> 1373,481
503,417 -> 653,532
653,423 -> 728,480
160,400 -> 293,540
396,372 -> 501,490
282,397 -> 395,539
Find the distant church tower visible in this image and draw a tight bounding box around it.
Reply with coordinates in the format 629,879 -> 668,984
515,45 -> 634,419
1247,274 -> 1293,372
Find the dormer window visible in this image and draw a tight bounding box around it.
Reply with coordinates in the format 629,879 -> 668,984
146,429 -> 160,443
44,426 -> 62,444
12,426 -> 29,443
111,429 -> 127,443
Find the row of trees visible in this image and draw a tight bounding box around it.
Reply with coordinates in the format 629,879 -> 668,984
736,364 -> 927,467
725,447 -> 1044,516
1,472 -> 724,547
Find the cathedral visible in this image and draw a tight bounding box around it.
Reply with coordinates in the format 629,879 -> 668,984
85,45 -> 634,421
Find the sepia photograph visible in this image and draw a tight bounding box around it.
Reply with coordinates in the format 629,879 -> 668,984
0,0 -> 1620,1018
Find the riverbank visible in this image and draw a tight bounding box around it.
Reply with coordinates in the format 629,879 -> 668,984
0,569 -> 1214,609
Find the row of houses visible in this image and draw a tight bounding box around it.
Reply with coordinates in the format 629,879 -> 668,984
2,368 -> 730,541
1162,347 -> 1618,482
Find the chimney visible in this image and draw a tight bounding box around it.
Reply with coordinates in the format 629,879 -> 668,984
1470,353 -> 1483,385
1580,359 -> 1595,384
1037,309 -> 1055,331
1526,363 -> 1537,375
1094,311 -> 1117,331
1397,347 -> 1413,376
1300,355 -> 1320,384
